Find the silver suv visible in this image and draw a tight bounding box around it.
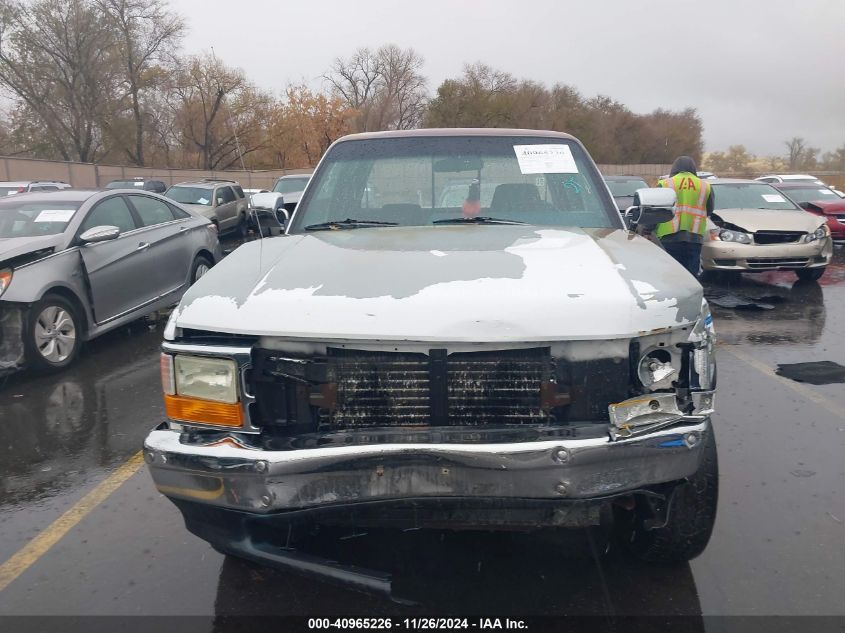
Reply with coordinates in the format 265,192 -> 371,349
164,179 -> 248,235
0,181 -> 71,196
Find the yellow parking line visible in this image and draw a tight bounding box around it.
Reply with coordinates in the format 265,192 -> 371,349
0,451 -> 145,593
721,346 -> 845,421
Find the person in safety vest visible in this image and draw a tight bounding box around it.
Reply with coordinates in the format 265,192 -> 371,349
656,156 -> 714,277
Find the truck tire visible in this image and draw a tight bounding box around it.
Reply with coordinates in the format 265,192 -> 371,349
24,294 -> 82,373
615,426 -> 718,563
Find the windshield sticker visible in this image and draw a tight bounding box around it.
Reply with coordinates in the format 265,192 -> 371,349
513,144 -> 578,174
819,189 -> 835,195
134,182 -> 144,186
34,209 -> 75,223
197,197 -> 209,204
762,194 -> 785,203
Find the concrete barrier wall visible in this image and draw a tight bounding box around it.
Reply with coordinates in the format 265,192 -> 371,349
0,156 -> 312,190
3,155 -> 843,190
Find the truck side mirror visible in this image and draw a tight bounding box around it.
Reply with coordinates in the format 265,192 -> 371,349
625,188 -> 676,230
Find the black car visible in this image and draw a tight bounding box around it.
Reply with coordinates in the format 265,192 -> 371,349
604,175 -> 649,211
104,177 -> 167,194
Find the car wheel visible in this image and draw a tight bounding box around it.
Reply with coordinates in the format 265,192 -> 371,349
190,254 -> 213,284
795,267 -> 825,282
614,426 -> 718,563
25,295 -> 82,372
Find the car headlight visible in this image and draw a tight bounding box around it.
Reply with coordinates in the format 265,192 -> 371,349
710,228 -> 751,244
0,269 -> 12,296
803,225 -> 831,243
173,355 -> 239,403
161,354 -> 243,428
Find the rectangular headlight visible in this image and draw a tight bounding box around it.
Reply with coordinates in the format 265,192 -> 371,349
174,355 -> 239,403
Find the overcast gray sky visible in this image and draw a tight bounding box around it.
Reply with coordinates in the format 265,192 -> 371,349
173,0 -> 845,156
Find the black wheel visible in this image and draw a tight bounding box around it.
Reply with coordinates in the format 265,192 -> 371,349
614,426 -> 718,563
190,254 -> 213,284
24,294 -> 83,372
795,267 -> 825,282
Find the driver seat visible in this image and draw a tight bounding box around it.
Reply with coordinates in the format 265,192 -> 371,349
489,183 -> 543,213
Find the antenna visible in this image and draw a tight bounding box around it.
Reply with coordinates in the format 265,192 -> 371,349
210,47 -> 247,172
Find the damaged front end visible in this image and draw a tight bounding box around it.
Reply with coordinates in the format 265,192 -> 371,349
145,301 -> 716,535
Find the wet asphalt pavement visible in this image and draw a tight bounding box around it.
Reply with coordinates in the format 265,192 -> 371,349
1,243 -> 844,627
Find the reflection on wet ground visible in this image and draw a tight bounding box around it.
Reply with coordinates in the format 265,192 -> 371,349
0,246 -> 844,620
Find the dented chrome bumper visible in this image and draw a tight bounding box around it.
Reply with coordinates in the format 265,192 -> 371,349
144,417 -> 712,515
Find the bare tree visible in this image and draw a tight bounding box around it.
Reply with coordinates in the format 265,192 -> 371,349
323,45 -> 427,132
171,55 -> 270,170
785,137 -> 807,170
96,0 -> 184,166
0,0 -> 119,162
373,44 -> 427,130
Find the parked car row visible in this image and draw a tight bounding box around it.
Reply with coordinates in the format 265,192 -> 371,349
0,169 -> 315,375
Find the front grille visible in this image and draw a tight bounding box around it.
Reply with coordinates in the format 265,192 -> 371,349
753,231 -> 804,245
746,257 -> 809,269
326,347 -> 550,428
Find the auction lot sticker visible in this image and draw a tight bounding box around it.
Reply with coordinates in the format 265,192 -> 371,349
513,144 -> 578,174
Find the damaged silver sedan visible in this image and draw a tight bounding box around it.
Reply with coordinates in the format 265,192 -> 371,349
0,189 -> 221,373
145,129 -> 718,584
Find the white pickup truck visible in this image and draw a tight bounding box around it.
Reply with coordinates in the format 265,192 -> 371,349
144,128 -> 718,591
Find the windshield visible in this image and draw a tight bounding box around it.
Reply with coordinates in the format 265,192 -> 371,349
0,201 -> 80,238
165,186 -> 213,206
605,178 -> 648,197
105,180 -> 145,189
0,187 -> 22,196
711,183 -> 799,211
779,187 -> 840,204
273,177 -> 310,194
288,136 -> 617,232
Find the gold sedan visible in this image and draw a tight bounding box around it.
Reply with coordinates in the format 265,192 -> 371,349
702,179 -> 832,281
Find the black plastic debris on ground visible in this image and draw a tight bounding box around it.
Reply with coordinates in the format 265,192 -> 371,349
705,289 -> 783,311
776,361 -> 845,385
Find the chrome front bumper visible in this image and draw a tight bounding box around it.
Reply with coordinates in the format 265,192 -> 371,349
144,418 -> 711,514
701,237 -> 832,271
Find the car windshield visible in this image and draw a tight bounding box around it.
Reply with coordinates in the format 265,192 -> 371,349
105,180 -> 145,189
165,186 -> 213,206
780,187 -> 840,204
711,183 -> 799,211
273,177 -> 310,194
0,187 -> 22,196
605,178 -> 648,197
0,201 -> 81,237
288,136 -> 617,232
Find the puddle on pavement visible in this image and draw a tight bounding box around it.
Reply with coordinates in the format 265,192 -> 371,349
776,360 -> 845,384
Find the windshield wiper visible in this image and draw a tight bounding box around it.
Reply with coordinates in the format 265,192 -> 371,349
304,218 -> 398,231
432,216 -> 528,226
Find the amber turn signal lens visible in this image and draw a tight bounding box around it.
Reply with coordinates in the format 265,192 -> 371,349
164,394 -> 243,427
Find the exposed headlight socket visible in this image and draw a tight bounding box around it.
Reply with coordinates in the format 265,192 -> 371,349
638,348 -> 678,390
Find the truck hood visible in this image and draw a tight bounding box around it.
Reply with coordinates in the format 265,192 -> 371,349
174,226 -> 704,342
0,234 -> 65,266
712,208 -> 825,233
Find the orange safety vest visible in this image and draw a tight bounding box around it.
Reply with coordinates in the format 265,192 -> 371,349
655,173 -> 710,238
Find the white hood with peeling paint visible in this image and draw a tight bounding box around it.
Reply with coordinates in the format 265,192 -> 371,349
174,226 -> 703,342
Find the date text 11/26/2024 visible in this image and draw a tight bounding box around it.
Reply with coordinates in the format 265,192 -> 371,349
307,618 -> 528,630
